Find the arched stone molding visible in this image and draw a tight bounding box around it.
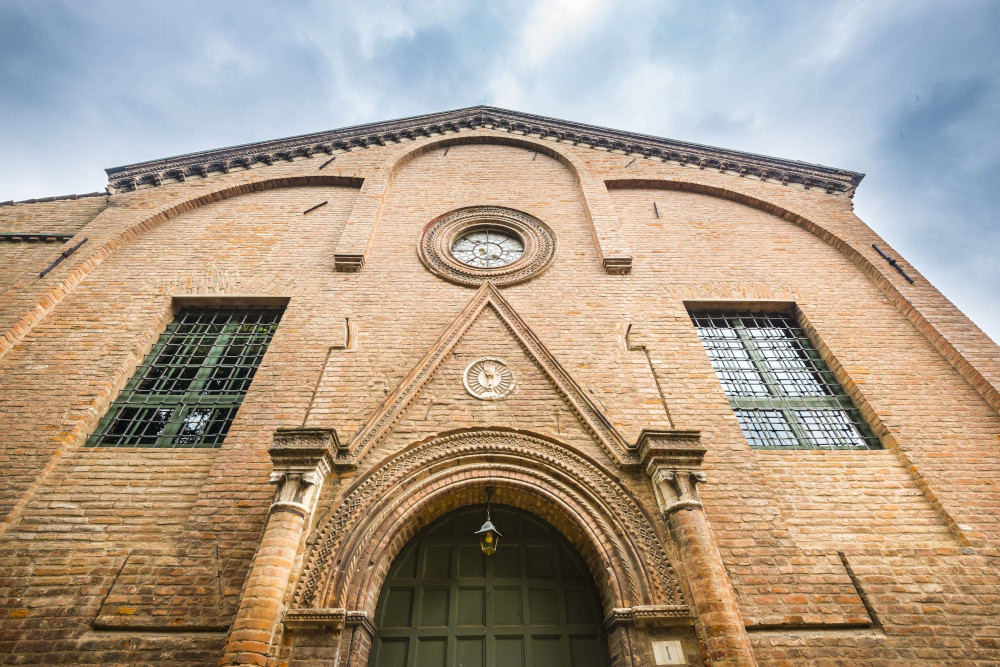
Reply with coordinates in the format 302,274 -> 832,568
333,131 -> 632,274
606,177 -> 1000,417
293,429 -> 685,620
0,174 -> 363,363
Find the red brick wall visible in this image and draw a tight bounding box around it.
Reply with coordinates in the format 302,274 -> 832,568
1,129 -> 998,665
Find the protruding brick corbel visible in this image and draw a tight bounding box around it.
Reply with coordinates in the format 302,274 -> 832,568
639,429 -> 758,666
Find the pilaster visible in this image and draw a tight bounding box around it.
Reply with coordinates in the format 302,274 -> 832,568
219,428 -> 338,666
639,430 -> 757,667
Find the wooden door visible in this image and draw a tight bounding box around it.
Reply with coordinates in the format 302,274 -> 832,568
369,505 -> 611,667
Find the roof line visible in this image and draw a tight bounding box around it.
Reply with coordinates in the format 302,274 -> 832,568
105,106 -> 864,196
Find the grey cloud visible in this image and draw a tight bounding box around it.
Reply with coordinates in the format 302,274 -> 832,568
0,0 -> 996,342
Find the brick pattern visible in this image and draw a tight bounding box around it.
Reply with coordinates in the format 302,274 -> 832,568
750,549 -> 1000,665
0,127 -> 998,665
0,196 -> 107,235
754,450 -> 958,550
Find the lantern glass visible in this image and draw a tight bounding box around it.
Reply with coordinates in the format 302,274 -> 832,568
475,519 -> 501,555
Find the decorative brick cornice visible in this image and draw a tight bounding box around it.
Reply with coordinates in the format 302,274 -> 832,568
602,605 -> 692,631
0,191 -> 106,207
104,106 -> 864,196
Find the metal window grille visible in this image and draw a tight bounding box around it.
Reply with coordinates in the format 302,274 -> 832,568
87,307 -> 283,448
690,311 -> 879,450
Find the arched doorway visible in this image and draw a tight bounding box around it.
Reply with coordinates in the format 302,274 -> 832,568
369,504 -> 611,667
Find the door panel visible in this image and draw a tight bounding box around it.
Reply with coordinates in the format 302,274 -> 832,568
369,505 -> 611,667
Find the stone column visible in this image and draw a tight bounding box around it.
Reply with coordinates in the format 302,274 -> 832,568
219,428 -> 338,667
639,430 -> 757,667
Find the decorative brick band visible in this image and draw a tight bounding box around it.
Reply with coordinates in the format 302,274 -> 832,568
106,106 -> 861,196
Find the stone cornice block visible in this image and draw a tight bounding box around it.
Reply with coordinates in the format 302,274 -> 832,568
269,427 -> 339,476
602,605 -> 692,631
638,429 -> 705,475
283,607 -> 345,630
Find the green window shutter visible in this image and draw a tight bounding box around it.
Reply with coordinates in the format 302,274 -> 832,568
88,307 -> 283,448
690,311 -> 879,450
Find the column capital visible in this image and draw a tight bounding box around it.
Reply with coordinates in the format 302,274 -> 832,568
268,427 -> 339,515
638,429 -> 707,515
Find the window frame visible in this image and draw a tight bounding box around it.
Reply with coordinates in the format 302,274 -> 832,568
87,304 -> 285,449
687,303 -> 881,451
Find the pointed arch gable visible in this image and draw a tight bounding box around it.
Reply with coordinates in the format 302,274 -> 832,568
293,429 -> 686,619
605,177 -> 1000,417
342,282 -> 632,466
333,131 -> 632,273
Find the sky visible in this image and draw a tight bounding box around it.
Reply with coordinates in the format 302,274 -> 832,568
1,0 -> 998,343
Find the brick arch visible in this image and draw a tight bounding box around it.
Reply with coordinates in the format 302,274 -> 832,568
332,131 -> 632,273
0,174 -> 363,361
605,177 -> 1000,416
295,429 -> 684,619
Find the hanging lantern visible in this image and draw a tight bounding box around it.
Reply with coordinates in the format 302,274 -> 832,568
475,489 -> 502,555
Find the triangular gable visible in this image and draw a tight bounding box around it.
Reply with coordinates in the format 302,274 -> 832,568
105,106 -> 862,196
346,282 -> 632,465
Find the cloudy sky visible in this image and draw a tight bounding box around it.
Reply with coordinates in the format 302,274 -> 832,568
1,0 -> 998,342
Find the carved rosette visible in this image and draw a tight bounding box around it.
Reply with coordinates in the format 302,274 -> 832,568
418,206 -> 556,287
463,357 -> 515,400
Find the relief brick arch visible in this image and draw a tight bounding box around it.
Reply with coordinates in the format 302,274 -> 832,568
0,174 -> 363,362
605,176 -> 1000,417
294,430 -> 687,622
333,132 -> 632,273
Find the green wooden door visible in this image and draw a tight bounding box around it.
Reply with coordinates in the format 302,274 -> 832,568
369,505 -> 611,667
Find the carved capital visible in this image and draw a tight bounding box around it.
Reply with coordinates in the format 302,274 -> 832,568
638,429 -> 708,515
268,428 -> 338,515
651,469 -> 707,514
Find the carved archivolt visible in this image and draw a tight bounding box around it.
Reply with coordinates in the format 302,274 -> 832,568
293,430 -> 684,616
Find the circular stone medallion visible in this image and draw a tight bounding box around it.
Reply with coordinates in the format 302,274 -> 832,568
418,206 -> 556,287
463,358 -> 515,400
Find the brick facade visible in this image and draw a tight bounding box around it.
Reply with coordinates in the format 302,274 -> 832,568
1,107 -> 998,665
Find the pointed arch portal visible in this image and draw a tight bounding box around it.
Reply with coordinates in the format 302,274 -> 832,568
369,504 -> 611,667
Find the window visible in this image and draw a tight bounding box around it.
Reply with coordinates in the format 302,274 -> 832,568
690,311 -> 879,450
451,227 -> 525,268
88,307 -> 283,448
